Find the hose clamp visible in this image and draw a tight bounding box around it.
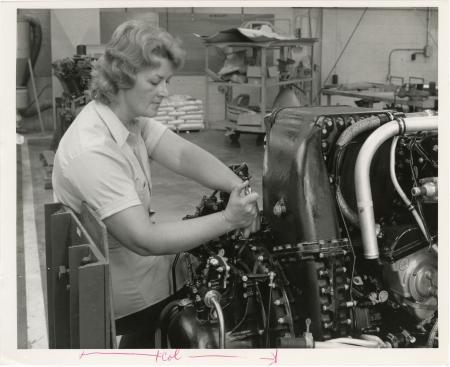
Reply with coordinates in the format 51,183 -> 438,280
395,117 -> 406,135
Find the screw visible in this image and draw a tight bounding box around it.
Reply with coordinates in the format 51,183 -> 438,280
318,269 -> 329,277
340,319 -> 352,325
209,258 -> 219,266
274,299 -> 283,306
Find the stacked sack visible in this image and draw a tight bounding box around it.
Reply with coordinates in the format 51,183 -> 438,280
154,94 -> 204,131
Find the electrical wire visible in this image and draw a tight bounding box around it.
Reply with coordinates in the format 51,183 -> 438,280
313,8 -> 368,104
264,285 -> 272,347
390,136 -> 432,244
255,283 -> 267,335
335,192 -> 357,303
229,296 -> 251,333
408,136 -> 433,245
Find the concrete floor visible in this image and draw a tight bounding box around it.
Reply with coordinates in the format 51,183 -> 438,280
17,127 -> 264,348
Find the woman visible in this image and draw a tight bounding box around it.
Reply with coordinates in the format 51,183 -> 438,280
52,20 -> 259,347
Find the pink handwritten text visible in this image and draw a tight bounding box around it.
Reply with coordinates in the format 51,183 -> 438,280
79,349 -> 181,363
259,349 -> 279,365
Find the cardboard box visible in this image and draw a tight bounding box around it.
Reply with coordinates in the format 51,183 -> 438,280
247,66 -> 262,77
267,66 -> 280,78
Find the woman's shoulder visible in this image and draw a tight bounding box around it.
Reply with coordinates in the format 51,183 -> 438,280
58,101 -> 115,158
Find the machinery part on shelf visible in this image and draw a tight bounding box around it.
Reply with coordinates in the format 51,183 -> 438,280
272,87 -> 301,109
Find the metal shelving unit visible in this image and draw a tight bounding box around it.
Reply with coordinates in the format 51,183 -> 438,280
204,39 -> 318,138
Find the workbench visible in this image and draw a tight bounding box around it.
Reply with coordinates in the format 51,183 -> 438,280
322,87 -> 437,110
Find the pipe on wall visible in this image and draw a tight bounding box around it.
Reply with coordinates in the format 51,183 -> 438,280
386,48 -> 424,81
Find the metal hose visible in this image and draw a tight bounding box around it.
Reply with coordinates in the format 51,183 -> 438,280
211,297 -> 225,349
426,318 -> 438,347
204,290 -> 225,349
335,114 -> 392,226
355,116 -> 438,259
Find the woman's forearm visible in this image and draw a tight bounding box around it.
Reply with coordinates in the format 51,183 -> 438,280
105,205 -> 237,256
137,212 -> 235,255
178,143 -> 242,193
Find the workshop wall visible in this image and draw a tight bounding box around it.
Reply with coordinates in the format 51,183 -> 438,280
321,8 -> 438,105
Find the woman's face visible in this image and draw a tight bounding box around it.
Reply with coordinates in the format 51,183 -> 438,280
121,57 -> 174,119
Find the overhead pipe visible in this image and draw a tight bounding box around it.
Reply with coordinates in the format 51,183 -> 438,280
355,115 -> 438,259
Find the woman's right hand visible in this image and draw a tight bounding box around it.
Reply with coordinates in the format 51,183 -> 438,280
223,181 -> 259,229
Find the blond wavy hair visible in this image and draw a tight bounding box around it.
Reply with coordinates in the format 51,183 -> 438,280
90,20 -> 185,104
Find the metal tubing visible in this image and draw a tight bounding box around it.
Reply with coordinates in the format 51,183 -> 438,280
211,297 -> 226,349
355,116 -> 438,259
204,290 -> 225,348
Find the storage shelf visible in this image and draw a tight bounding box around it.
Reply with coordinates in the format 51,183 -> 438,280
204,39 -> 318,138
204,39 -> 319,48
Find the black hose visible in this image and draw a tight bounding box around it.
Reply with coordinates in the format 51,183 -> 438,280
171,253 -> 181,294
19,15 -> 42,86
